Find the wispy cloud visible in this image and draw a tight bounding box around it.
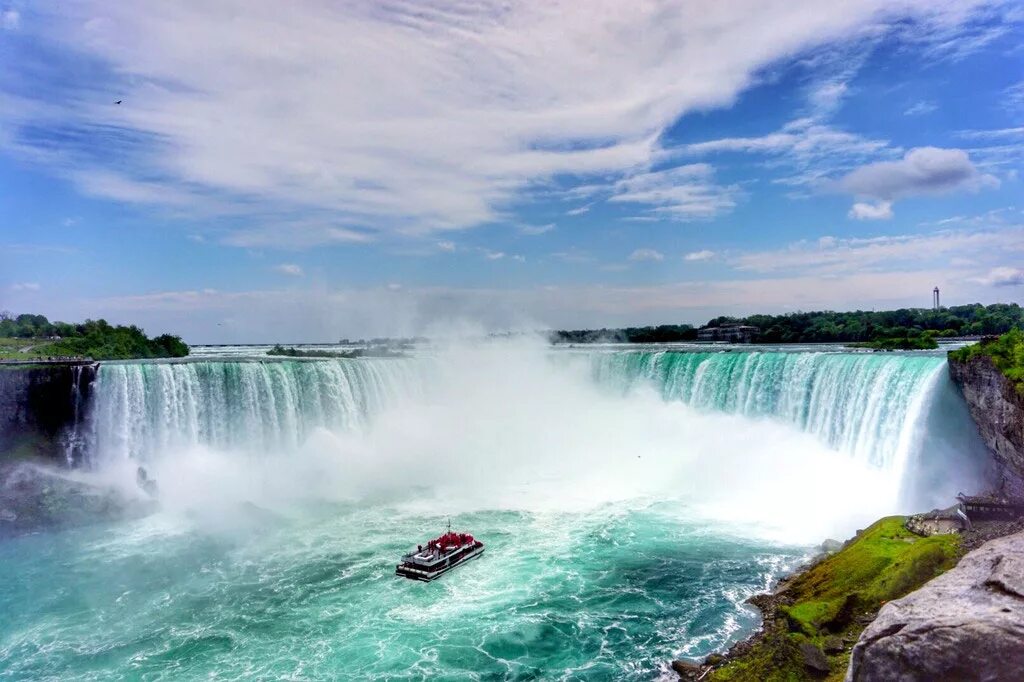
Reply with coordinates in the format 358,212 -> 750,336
904,100 -> 937,116
272,263 -> 304,277
0,1 -> 1007,243
684,249 -> 716,262
9,282 -> 40,291
629,248 -> 665,262
732,227 -> 1024,276
972,266 -> 1024,287
519,223 -> 555,236
565,205 -> 591,216
1,9 -> 19,30
609,164 -> 738,220
848,201 -> 893,220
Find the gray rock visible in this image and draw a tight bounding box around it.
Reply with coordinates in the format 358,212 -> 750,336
823,636 -> 844,654
800,642 -> 830,676
820,538 -> 843,554
847,530 -> 1024,681
670,659 -> 702,679
949,355 -> 1024,497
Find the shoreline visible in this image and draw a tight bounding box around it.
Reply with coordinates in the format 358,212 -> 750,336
672,510 -> 1024,681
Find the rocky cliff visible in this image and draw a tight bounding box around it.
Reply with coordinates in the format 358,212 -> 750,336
948,355 -> 1024,498
0,363 -> 96,466
847,529 -> 1024,681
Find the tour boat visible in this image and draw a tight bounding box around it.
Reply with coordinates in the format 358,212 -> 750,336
395,522 -> 484,582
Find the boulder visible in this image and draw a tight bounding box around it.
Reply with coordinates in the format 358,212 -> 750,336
799,642 -> 830,676
847,530 -> 1024,681
670,659 -> 702,679
823,636 -> 844,654
820,538 -> 843,554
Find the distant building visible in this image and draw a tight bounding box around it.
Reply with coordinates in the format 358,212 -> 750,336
933,286 -> 941,310
697,324 -> 759,343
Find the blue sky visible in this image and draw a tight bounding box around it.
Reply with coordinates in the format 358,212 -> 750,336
1,1 -> 1022,342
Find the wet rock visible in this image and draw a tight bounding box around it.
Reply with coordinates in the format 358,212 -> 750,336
704,653 -> 725,666
670,659 -> 702,679
799,642 -> 830,676
847,530 -> 1024,681
0,461 -> 156,537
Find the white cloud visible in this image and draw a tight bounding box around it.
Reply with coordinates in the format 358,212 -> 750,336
904,100 -> 937,116
610,164 -> 738,220
1005,81 -> 1024,115
683,117 -> 893,191
437,241 -> 456,252
9,282 -> 40,291
1,0 -> 1004,240
629,248 -> 665,262
566,205 -> 591,216
840,147 -> 998,200
973,266 -> 1024,287
1,9 -> 18,30
848,200 -> 893,220
519,223 -> 555,236
684,249 -> 716,262
482,250 -> 505,261
838,147 -> 999,216
223,223 -> 372,250
272,263 -> 304,276
732,227 -> 1024,275
957,127 -> 1024,140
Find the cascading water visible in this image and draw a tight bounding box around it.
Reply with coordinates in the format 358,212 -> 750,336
1,344 -> 994,681
588,350 -> 979,494
85,358 -> 427,464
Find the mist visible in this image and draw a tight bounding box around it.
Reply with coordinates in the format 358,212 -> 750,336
91,337 -> 960,545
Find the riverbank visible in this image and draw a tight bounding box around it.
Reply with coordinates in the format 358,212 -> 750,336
673,512 -> 1024,681
672,517 -> 962,681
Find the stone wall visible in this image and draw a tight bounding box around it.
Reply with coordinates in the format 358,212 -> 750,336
0,363 -> 96,465
948,355 -> 1024,498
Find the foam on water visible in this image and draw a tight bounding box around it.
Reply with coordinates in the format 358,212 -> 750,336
0,339 -> 994,679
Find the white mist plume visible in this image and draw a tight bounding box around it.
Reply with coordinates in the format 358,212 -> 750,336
113,338 -> 930,544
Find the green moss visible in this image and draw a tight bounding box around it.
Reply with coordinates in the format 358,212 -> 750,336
950,328 -> 1024,393
710,517 -> 960,682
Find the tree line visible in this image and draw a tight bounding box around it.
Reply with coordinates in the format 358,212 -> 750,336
551,303 -> 1024,345
0,312 -> 189,360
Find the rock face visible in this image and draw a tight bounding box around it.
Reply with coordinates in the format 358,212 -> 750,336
949,355 -> 1024,498
846,530 -> 1024,681
0,363 -> 96,465
0,461 -> 156,537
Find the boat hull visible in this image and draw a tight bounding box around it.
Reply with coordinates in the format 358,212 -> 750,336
395,545 -> 485,582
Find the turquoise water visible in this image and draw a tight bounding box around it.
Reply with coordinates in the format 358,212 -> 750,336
0,502 -> 802,680
0,345 -> 991,679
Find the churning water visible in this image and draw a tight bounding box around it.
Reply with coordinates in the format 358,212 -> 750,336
0,341 -> 992,680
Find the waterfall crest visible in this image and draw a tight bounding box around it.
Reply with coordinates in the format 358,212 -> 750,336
87,359 -> 426,463
589,350 -> 948,470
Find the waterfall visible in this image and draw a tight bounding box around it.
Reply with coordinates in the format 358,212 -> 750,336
81,348 -> 990,510
86,358 -> 428,464
589,350 -> 959,473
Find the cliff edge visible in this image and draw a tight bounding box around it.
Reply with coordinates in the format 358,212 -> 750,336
948,352 -> 1024,498
847,529 -> 1024,681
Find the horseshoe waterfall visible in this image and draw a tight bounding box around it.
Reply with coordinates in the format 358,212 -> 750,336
0,344 -> 993,680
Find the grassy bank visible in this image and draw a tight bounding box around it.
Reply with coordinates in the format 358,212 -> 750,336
949,328 -> 1024,393
707,517 -> 960,681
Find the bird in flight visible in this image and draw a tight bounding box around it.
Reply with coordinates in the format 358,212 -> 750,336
114,100 -> 122,104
